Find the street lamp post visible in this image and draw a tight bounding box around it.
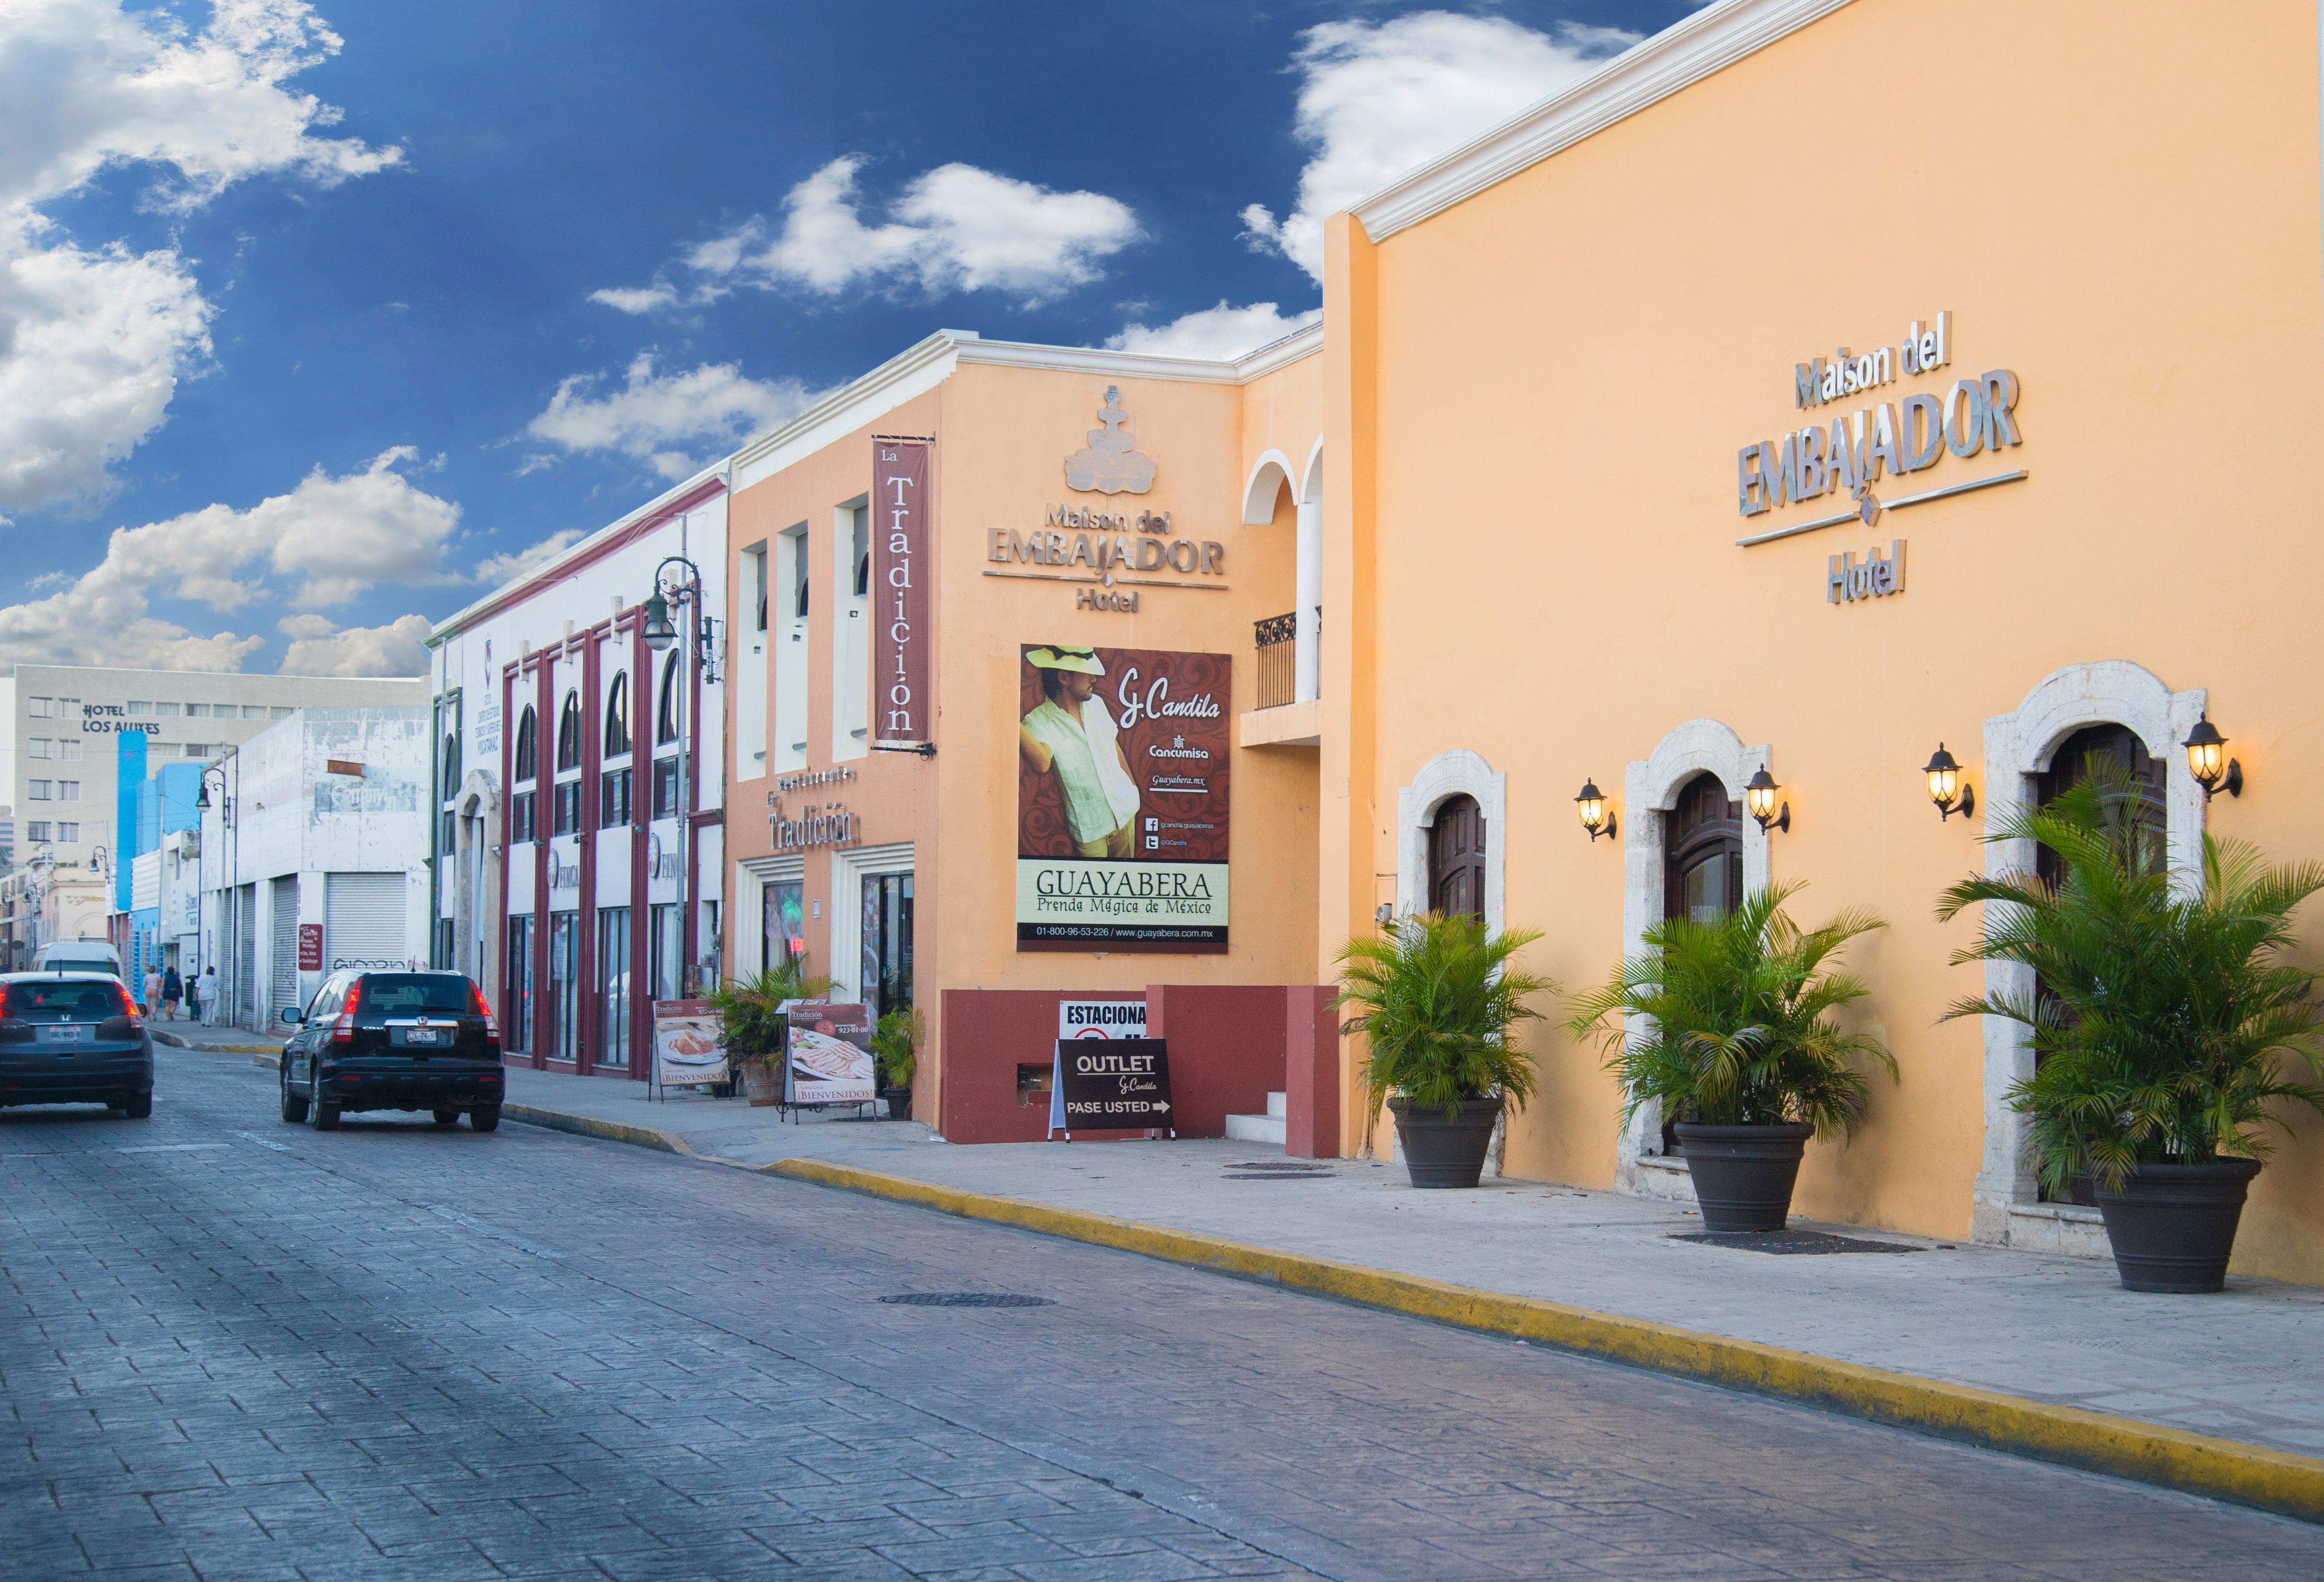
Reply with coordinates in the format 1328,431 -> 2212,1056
194,766 -> 229,1016
642,556 -> 719,1009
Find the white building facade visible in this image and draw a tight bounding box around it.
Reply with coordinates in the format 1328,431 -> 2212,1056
426,469 -> 726,1078
12,664 -> 423,866
196,707 -> 432,1030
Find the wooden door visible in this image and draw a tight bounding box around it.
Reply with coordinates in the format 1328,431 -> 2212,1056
1428,795 -> 1485,921
1663,773 -> 1743,926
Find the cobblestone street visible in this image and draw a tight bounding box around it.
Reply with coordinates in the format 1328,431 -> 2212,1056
7,1048 -> 2324,1581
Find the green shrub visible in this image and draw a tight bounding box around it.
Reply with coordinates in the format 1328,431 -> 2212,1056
709,957 -> 834,1060
1336,912 -> 1554,1123
871,1007 -> 923,1089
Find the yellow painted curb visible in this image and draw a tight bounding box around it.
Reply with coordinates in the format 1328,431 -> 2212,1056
771,1156 -> 2324,1525
503,1104 -> 694,1156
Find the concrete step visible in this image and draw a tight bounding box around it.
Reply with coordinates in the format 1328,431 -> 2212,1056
1266,1090 -> 1286,1118
1225,1110 -> 1287,1145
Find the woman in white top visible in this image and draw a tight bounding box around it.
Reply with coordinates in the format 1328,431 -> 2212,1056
1017,646 -> 1142,860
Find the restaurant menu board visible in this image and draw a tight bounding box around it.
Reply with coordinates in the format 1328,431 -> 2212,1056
651,1000 -> 727,1090
1015,644 -> 1230,952
779,1001 -> 877,1105
1051,1036 -> 1174,1134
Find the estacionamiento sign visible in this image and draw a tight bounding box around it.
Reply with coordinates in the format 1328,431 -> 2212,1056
1014,643 -> 1229,952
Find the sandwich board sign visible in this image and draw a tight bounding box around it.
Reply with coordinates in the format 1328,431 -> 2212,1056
1050,998 -> 1148,1135
1048,1036 -> 1174,1139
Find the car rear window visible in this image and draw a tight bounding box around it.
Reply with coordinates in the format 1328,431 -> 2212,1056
360,974 -> 475,1014
10,981 -> 128,1017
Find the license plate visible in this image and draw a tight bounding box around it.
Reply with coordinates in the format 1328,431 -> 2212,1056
41,1024 -> 86,1043
403,1027 -> 441,1045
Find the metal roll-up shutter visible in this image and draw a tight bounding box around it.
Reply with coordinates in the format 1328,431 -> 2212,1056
326,873 -> 408,971
269,876 -> 299,1023
236,885 -> 257,1028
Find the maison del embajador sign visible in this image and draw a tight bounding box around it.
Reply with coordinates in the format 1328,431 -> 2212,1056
1730,312 -> 2026,604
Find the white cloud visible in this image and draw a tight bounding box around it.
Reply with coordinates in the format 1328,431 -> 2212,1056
0,449 -> 459,671
1241,13 -> 1635,281
0,0 -> 401,516
1106,300 -> 1322,361
525,354 -> 819,480
474,528 -> 584,586
594,155 -> 1142,312
278,612 -> 432,677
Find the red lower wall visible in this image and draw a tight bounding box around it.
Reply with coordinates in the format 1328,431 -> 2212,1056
938,983 -> 1333,1147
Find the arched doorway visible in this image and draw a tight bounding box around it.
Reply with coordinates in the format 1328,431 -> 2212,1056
1658,771 -> 1743,1153
1428,794 -> 1485,920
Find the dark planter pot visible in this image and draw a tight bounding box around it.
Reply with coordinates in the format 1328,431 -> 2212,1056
2092,1157 -> 2262,1293
1389,1096 -> 1503,1189
1672,1122 -> 1815,1233
882,1086 -> 913,1122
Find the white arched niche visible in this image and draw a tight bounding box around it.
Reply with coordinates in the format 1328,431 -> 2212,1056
1970,661 -> 2208,1248
1395,748 -> 1507,934
1615,719 -> 1774,1194
1239,442 -> 1324,705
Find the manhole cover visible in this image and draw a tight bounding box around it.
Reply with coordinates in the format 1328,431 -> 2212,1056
1670,1230 -> 1919,1255
879,1292 -> 1056,1307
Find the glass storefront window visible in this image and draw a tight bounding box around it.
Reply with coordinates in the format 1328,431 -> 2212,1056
548,912 -> 577,1062
862,873 -> 913,1017
505,916 -> 532,1054
764,881 -> 803,970
597,907 -> 630,1069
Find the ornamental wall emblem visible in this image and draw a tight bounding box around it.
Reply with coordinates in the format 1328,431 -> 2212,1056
1064,385 -> 1155,494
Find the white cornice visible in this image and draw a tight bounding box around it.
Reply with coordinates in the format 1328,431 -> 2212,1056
730,330 -> 965,489
955,320 -> 1322,385
1232,320 -> 1324,379
1353,0 -> 1857,242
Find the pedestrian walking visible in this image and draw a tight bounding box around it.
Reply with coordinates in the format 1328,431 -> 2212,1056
198,965 -> 219,1025
143,965 -> 162,1018
162,964 -> 183,1021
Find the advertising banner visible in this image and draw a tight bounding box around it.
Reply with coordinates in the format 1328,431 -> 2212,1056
1054,1036 -> 1174,1133
1058,999 -> 1146,1039
652,999 -> 727,1089
297,924 -> 323,972
780,1000 -> 877,1105
872,439 -> 930,747
1015,644 -> 1229,951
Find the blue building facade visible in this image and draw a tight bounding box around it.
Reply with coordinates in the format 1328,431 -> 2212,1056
115,731 -> 200,983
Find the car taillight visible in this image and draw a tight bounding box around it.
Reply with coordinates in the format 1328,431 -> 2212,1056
470,980 -> 499,1038
330,978 -> 360,1043
114,984 -> 142,1023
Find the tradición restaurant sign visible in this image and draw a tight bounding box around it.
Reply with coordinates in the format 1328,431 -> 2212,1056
872,439 -> 930,747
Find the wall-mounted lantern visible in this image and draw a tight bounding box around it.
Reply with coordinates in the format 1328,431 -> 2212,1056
1575,778 -> 1616,842
1924,743 -> 1974,821
1744,765 -> 1789,834
2183,713 -> 2242,801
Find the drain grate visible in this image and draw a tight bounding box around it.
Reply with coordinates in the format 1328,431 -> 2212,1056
880,1292 -> 1056,1307
1671,1229 -> 1920,1255
1229,1161 -> 1333,1172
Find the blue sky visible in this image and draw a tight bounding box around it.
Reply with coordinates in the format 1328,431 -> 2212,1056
0,0 -> 1694,676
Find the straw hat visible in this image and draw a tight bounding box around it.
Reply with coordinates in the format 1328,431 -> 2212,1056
1025,645 -> 1104,675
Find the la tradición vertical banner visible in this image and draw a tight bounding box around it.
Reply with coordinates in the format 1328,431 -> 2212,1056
1015,644 -> 1230,951
872,439 -> 930,748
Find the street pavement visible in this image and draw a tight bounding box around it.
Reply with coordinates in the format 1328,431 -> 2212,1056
7,1046 -> 2324,1580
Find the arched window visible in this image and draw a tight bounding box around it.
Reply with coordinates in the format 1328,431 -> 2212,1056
1663,772 -> 1742,926
441,734 -> 460,800
513,706 -> 538,783
656,653 -> 682,745
556,691 -> 581,771
603,672 -> 630,758
1426,795 -> 1485,920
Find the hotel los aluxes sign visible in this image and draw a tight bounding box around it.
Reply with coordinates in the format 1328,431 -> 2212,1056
985,385 -> 1227,614
1731,312 -> 2026,605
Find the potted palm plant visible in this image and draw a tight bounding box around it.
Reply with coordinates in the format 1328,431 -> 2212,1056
1567,884 -> 1893,1232
710,957 -> 833,1107
1337,912 -> 1553,1189
1938,764 -> 2324,1292
872,1007 -> 922,1121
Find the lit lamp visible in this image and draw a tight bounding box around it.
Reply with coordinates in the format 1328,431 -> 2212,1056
2183,713 -> 2242,801
1575,778 -> 1616,842
1744,765 -> 1789,834
1923,743 -> 1974,821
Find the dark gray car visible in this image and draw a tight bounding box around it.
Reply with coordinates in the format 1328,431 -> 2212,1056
0,971 -> 154,1117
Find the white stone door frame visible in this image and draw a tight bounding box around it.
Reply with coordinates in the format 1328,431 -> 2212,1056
1615,719 -> 1774,1191
1970,660 -> 2209,1244
733,853 -> 805,980
829,841 -> 915,1007
1394,749 -> 1507,933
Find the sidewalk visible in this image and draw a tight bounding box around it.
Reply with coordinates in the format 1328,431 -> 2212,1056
482,1064 -> 2324,1469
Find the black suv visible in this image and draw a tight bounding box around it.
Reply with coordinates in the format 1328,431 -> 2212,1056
0,971 -> 153,1116
279,969 -> 504,1131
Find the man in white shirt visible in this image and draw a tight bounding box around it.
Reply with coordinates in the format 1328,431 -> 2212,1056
1017,646 -> 1141,859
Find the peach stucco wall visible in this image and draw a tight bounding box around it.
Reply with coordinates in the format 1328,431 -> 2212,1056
726,355 -> 1323,1127
1328,0 -> 2324,1279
